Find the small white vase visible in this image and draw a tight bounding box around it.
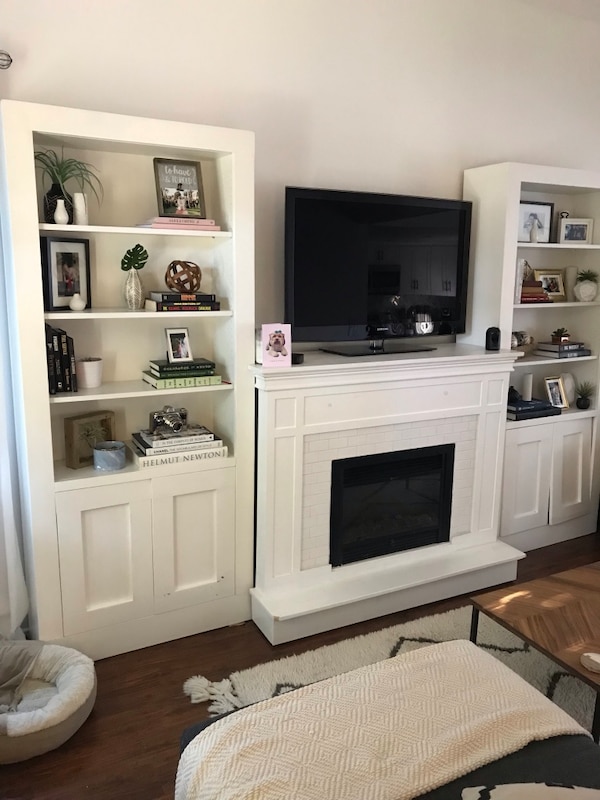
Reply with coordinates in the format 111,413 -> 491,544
124,269 -> 145,310
573,280 -> 598,302
53,198 -> 69,225
76,357 -> 103,389
69,292 -> 86,311
73,192 -> 88,226
529,222 -> 538,243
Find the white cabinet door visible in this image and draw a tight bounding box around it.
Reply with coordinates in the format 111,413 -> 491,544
55,481 -> 154,635
152,467 -> 236,613
550,417 -> 593,524
501,424 -> 553,536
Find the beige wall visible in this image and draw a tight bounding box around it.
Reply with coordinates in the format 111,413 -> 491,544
2,0 -> 600,322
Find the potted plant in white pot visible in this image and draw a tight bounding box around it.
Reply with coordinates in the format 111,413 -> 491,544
34,148 -> 103,224
573,270 -> 599,303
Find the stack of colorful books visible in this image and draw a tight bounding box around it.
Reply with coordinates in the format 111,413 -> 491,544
519,280 -> 552,304
142,357 -> 222,389
532,341 -> 592,359
129,423 -> 228,469
507,397 -> 561,421
136,217 -> 221,232
144,290 -> 220,312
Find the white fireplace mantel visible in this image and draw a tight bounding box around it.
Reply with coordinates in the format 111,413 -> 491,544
251,343 -> 524,644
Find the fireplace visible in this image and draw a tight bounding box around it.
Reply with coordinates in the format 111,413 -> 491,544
330,444 -> 455,567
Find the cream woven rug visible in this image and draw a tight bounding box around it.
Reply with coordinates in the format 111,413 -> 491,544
184,605 -> 595,730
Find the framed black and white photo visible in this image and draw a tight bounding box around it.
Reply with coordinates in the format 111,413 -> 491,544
544,376 -> 569,409
559,217 -> 594,244
533,268 -> 566,302
40,236 -> 91,311
153,158 -> 206,218
165,327 -> 193,363
518,201 -> 554,243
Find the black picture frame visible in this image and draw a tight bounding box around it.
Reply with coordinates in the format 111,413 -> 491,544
153,158 -> 206,218
40,236 -> 91,311
518,201 -> 555,243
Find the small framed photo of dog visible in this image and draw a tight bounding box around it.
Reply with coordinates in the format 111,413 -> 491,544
165,327 -> 193,363
262,323 -> 291,367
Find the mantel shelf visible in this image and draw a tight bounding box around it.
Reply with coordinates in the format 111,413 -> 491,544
39,223 -> 232,238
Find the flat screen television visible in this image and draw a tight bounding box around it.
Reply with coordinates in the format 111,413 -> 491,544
284,186 -> 472,356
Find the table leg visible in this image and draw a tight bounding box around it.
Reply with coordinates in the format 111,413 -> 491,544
592,694 -> 600,743
470,607 -> 479,643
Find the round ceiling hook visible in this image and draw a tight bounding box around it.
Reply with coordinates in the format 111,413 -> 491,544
0,51 -> 13,70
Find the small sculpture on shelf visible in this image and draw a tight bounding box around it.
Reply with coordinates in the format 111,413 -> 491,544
551,327 -> 570,344
165,260 -> 202,293
574,270 -> 599,303
575,381 -> 595,410
121,243 -> 149,310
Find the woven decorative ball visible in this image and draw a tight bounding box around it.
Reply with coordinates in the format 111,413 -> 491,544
165,260 -> 202,293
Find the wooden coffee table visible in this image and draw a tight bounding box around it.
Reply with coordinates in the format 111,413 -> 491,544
470,562 -> 600,741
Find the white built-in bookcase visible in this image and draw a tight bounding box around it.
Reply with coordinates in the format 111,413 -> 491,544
0,100 -> 255,658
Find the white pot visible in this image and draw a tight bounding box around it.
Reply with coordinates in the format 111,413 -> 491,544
73,192 -> 88,226
76,358 -> 103,389
573,280 -> 598,302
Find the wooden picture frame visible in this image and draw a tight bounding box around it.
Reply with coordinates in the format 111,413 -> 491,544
559,217 -> 594,245
518,201 -> 554,243
153,158 -> 206,218
544,376 -> 569,409
64,410 -> 116,469
533,268 -> 566,302
165,327 -> 193,363
40,236 -> 91,311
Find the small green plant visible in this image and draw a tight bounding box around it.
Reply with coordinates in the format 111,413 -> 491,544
551,327 -> 569,338
121,243 -> 149,271
34,148 -> 103,204
79,420 -> 107,451
575,381 -> 595,399
576,269 -> 598,283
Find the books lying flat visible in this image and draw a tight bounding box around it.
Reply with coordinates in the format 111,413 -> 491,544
142,370 -> 222,389
149,291 -> 216,303
129,442 -> 228,468
507,398 -> 554,413
532,348 -> 592,359
149,368 -> 215,380
144,299 -> 221,312
507,406 -> 562,421
137,217 -> 220,230
535,341 -> 586,352
149,357 -> 215,372
131,430 -> 223,455
138,425 -> 215,447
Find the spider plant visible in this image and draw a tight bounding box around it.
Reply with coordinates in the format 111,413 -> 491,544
34,148 -> 103,204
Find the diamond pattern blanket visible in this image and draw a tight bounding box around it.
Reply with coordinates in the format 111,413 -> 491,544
175,639 -> 587,800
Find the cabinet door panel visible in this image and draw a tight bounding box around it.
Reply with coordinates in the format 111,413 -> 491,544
56,481 -> 154,635
152,467 -> 235,613
501,426 -> 552,536
550,418 -> 593,524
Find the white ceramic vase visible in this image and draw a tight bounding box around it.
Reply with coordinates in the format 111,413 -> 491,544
573,280 -> 598,302
73,192 -> 88,226
76,357 -> 103,389
53,198 -> 69,225
69,292 -> 86,311
124,269 -> 144,310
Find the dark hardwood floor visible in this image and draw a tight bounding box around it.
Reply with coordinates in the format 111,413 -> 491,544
3,533 -> 600,800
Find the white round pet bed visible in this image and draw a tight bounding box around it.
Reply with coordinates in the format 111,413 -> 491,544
0,643 -> 97,764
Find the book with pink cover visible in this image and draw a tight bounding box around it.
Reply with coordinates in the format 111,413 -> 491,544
261,323 -> 292,367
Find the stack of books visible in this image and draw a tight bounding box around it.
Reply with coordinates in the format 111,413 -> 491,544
507,397 -> 561,421
44,323 -> 77,394
144,291 -> 220,312
136,217 -> 221,232
532,341 -> 592,359
519,280 -> 552,304
142,357 -> 221,389
129,423 -> 228,468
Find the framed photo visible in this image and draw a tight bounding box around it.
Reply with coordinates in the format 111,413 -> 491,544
40,236 -> 91,311
64,409 -> 115,469
165,327 -> 193,363
153,158 -> 206,218
518,202 -> 554,243
544,376 -> 569,409
533,268 -> 566,302
559,217 -> 594,244
262,323 -> 292,367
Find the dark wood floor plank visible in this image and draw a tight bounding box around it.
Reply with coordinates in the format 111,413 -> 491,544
2,533 -> 600,800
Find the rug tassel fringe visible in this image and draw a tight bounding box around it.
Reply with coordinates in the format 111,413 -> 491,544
183,675 -> 243,714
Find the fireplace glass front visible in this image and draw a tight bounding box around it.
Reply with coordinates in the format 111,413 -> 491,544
329,444 -> 455,567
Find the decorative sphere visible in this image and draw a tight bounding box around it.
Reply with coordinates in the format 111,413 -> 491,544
165,260 -> 202,293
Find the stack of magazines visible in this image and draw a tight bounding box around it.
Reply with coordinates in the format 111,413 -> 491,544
507,397 -> 561,421
129,423 -> 228,469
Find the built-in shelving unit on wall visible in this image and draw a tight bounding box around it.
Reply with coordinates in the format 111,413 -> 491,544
0,100 -> 255,659
461,162 -> 600,551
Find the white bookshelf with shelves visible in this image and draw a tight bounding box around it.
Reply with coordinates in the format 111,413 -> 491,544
462,161 -> 600,551
0,100 -> 255,658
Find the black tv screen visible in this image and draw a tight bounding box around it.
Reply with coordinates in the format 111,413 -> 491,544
284,187 -> 472,355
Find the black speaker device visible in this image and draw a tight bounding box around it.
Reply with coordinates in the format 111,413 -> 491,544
485,327 -> 501,351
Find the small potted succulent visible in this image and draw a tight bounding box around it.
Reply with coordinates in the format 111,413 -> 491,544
575,380 -> 595,410
121,243 -> 149,310
574,269 -> 599,303
34,147 -> 103,224
551,327 -> 570,344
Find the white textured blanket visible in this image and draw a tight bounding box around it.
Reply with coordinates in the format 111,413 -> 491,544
175,640 -> 587,800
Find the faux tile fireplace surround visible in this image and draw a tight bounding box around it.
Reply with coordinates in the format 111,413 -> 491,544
252,344 -> 524,644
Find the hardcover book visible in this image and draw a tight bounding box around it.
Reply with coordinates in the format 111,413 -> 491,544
535,341 -> 586,351
507,406 -> 562,421
129,443 -> 228,468
507,397 -> 554,413
138,425 -> 216,447
149,291 -> 216,302
532,348 -> 592,359
131,430 -> 223,455
144,299 -> 220,312
148,357 -> 215,372
142,370 -> 221,388
148,367 -> 216,379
